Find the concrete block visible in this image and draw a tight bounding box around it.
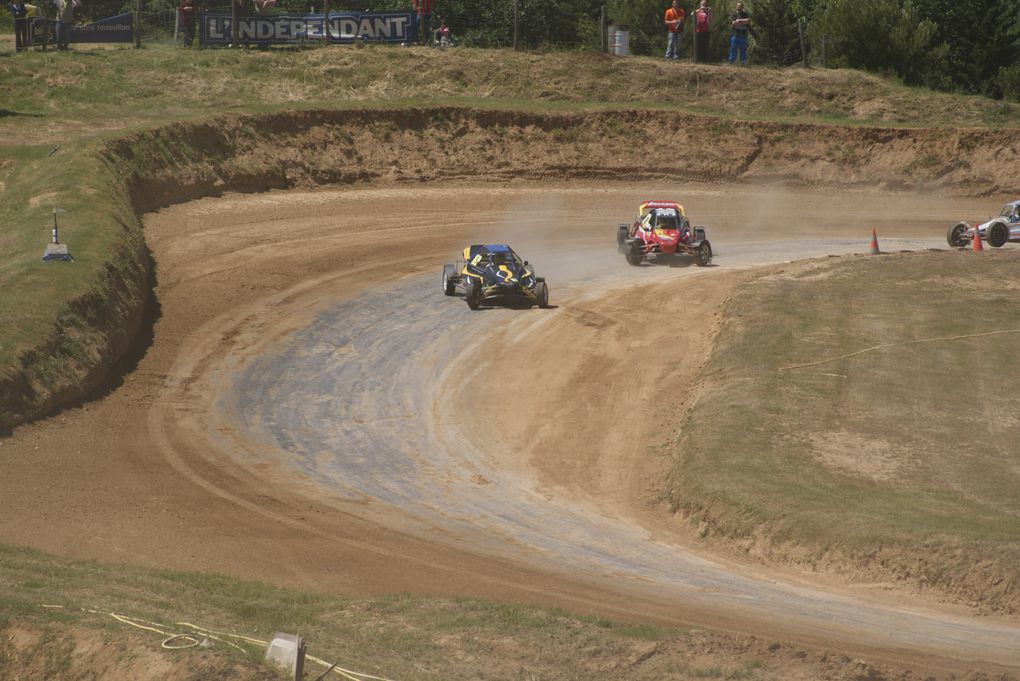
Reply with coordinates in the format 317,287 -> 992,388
265,632 -> 305,681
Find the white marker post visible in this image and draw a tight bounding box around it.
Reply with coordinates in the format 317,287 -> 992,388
42,208 -> 73,262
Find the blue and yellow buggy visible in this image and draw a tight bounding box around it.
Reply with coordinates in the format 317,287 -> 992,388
442,244 -> 550,310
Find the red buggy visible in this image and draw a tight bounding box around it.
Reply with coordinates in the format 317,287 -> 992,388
616,200 -> 712,267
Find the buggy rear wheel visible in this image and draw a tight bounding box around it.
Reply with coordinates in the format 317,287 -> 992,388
617,225 -> 629,253
986,221 -> 1008,248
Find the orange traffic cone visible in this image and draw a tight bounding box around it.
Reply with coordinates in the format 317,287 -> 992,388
869,228 -> 880,255
972,227 -> 984,252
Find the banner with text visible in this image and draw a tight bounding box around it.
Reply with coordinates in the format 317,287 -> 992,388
28,13 -> 134,45
200,11 -> 413,45
71,13 -> 134,42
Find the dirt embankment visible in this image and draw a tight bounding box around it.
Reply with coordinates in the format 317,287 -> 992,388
0,219 -> 151,435
4,106 -> 1019,432
108,108 -> 1020,217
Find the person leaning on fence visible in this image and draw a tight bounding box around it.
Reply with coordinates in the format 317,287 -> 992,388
54,0 -> 74,50
663,0 -> 684,61
692,0 -> 711,62
728,1 -> 750,65
178,0 -> 196,47
8,0 -> 29,52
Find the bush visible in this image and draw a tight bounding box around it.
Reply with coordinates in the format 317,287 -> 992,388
996,64 -> 1020,103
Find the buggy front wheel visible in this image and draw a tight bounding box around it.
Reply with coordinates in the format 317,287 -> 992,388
466,280 -> 482,310
946,222 -> 969,248
442,265 -> 456,296
537,281 -> 549,308
695,240 -> 713,267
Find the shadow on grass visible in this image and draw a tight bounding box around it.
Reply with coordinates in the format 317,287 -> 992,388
0,109 -> 43,118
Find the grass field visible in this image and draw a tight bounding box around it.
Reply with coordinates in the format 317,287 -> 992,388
2,543 -> 788,680
669,251 -> 1020,612
2,43 -> 1020,145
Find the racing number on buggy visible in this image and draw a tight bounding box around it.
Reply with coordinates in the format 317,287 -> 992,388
471,254 -> 483,267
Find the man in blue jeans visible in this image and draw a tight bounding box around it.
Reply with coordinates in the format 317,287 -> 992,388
663,0 -> 684,61
728,1 -> 750,65
8,0 -> 29,52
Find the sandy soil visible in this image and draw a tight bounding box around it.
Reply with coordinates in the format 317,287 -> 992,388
1,180 -> 1016,677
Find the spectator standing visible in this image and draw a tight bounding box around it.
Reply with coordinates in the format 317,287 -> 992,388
178,0 -> 196,46
9,0 -> 29,52
728,1 -> 750,65
54,0 -> 73,50
692,0 -> 711,63
412,0 -> 432,45
663,0 -> 684,62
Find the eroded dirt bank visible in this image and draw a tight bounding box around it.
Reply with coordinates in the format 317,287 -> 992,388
108,107 -> 1020,219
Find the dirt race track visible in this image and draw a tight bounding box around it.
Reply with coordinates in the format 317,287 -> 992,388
1,181 -> 1018,676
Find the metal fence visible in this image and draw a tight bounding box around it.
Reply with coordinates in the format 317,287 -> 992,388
63,0 -> 832,64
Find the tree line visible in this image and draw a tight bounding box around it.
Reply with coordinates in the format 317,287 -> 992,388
608,0 -> 1019,101
63,0 -> 1018,101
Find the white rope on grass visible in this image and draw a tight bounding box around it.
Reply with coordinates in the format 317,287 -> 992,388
779,328 -> 1020,372
176,621 -> 264,652
161,634 -> 203,650
40,604 -> 401,681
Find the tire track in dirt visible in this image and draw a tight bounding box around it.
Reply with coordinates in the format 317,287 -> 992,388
219,236 -> 1020,671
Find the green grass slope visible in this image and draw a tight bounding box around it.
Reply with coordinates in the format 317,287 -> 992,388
0,543 -> 916,680
669,252 -> 1020,613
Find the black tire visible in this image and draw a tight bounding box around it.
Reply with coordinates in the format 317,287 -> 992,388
537,281 -> 549,308
625,244 -> 643,266
946,222 -> 969,248
617,225 -> 629,253
442,266 -> 456,296
695,240 -> 713,267
466,279 -> 481,310
986,221 -> 1008,248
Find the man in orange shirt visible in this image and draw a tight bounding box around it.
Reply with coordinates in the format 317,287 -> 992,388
663,0 -> 685,61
